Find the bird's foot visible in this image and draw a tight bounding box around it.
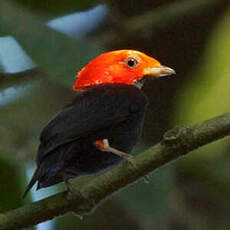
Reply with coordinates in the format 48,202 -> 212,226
65,180 -> 85,201
60,172 -> 85,201
121,154 -> 136,168
143,175 -> 150,184
94,139 -> 136,168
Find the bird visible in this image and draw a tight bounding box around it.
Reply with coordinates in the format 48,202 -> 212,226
23,49 -> 175,198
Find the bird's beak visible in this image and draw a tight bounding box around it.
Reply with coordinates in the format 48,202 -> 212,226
143,65 -> 176,78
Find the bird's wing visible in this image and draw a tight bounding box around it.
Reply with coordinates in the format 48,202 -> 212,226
38,84 -> 143,162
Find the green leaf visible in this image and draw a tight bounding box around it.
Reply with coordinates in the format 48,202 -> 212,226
0,0 -> 103,87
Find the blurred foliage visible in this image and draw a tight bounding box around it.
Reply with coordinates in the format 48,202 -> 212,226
173,7 -> 230,185
12,0 -> 101,17
119,166 -> 174,218
174,8 -> 230,159
0,0 -> 103,87
0,156 -> 24,211
1,0 -> 230,229
0,79 -> 74,161
54,199 -> 140,230
171,8 -> 230,230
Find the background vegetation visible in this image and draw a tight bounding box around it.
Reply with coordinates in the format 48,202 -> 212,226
0,0 -> 230,229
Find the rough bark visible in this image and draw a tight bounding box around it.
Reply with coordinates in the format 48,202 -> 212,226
0,112 -> 230,230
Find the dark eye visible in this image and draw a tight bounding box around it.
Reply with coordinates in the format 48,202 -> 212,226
125,57 -> 139,68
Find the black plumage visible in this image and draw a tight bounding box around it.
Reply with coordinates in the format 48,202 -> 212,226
24,83 -> 148,197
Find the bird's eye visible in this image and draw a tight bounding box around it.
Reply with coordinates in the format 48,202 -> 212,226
125,57 -> 139,68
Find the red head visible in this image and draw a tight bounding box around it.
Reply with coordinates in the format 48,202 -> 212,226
73,50 -> 175,90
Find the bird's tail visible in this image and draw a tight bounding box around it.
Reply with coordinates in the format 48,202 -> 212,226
22,168 -> 40,199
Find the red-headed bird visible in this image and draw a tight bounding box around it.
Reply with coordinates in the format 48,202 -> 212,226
23,50 -> 175,198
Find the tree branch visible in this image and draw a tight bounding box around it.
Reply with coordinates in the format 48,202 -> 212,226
0,112 -> 230,229
95,0 -> 228,46
0,69 -> 42,90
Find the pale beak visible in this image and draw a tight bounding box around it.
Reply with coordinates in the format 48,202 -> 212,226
143,65 -> 176,77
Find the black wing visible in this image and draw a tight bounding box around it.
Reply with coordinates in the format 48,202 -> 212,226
23,84 -> 147,198
37,84 -> 146,163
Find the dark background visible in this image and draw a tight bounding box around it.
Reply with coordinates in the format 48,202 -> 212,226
1,0 -> 230,229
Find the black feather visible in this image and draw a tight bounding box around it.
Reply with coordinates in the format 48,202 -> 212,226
24,83 -> 148,197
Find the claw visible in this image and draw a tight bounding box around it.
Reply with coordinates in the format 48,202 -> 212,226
143,175 -> 150,184
123,155 -> 136,168
60,172 -> 85,200
94,139 -> 137,168
66,181 -> 86,201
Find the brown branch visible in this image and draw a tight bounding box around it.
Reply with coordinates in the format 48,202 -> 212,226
0,69 -> 41,90
95,0 -> 227,46
0,112 -> 230,230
